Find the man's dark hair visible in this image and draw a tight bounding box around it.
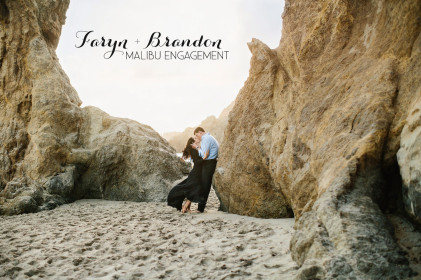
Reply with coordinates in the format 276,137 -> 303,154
194,127 -> 205,134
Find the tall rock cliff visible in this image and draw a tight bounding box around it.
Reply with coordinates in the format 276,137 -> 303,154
215,0 -> 421,279
0,0 -> 188,215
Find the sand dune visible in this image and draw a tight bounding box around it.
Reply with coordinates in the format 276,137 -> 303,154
0,189 -> 297,279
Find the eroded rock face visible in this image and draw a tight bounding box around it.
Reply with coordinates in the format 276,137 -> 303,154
214,39 -> 293,218
0,0 -> 188,215
215,0 -> 421,278
398,93 -> 421,225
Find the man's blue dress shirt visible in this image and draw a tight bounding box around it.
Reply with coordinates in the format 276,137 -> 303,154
198,133 -> 219,160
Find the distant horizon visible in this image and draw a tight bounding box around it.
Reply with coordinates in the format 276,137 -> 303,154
57,0 -> 285,134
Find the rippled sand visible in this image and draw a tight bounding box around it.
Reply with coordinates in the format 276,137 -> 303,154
0,189 -> 298,279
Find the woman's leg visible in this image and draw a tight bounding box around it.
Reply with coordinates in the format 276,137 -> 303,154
181,200 -> 191,213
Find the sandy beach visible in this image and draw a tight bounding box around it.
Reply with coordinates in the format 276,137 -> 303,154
0,189 -> 298,279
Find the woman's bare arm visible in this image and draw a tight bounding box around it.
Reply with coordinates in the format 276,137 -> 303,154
203,150 -> 210,160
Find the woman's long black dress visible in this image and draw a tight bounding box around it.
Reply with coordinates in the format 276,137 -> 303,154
167,149 -> 205,211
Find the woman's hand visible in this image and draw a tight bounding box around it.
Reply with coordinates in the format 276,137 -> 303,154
203,150 -> 210,160
190,143 -> 198,150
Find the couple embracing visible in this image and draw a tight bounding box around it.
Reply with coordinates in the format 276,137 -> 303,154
167,127 -> 219,213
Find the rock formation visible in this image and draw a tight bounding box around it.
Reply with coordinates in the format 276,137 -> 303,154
215,0 -> 421,279
0,0 -> 188,215
163,102 -> 234,152
398,95 -> 421,225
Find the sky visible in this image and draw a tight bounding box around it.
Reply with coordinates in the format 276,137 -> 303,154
57,0 -> 285,134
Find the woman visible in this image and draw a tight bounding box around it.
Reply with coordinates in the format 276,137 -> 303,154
167,136 -> 209,213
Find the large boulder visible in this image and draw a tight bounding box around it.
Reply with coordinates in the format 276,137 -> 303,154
214,39 -> 293,218
0,0 -> 188,215
215,0 -> 421,279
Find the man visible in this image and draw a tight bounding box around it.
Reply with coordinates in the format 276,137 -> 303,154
191,127 -> 219,212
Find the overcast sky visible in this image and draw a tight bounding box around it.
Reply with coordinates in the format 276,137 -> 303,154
57,0 -> 285,134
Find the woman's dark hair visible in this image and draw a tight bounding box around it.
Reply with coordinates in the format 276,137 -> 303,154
182,137 -> 195,159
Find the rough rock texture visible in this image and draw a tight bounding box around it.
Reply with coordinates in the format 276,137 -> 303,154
215,0 -> 421,279
163,101 -> 234,152
215,40 -> 293,219
398,94 -> 421,225
0,0 -> 188,215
